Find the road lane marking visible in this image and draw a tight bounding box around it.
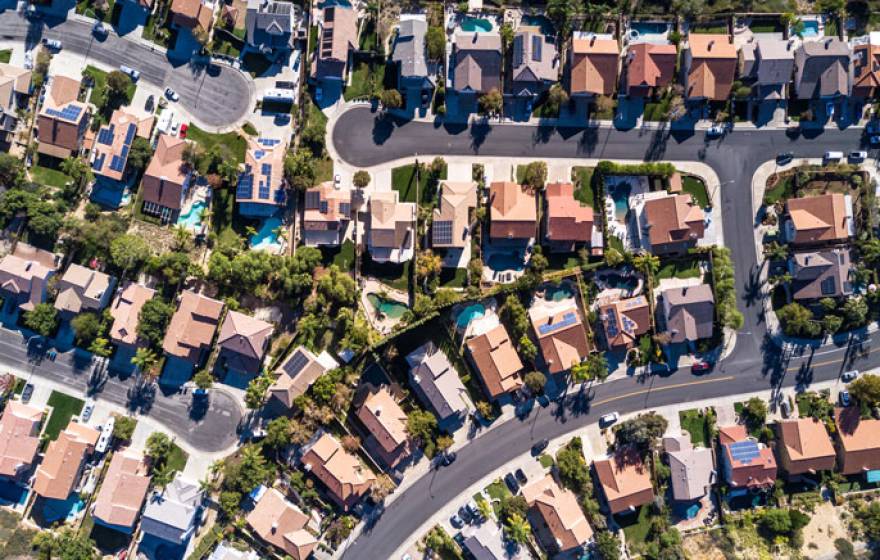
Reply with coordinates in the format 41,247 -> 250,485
592,375 -> 736,407
785,344 -> 880,372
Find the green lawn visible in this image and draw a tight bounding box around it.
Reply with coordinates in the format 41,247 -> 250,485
363,255 -> 410,292
679,409 -> 711,447
186,124 -> 247,169
44,391 -> 85,440
315,157 -> 334,183
167,442 -> 188,473
657,259 -> 701,280
572,166 -> 595,208
344,62 -> 380,101
0,50 -> 10,64
621,505 -> 652,554
392,164 -> 433,204
332,240 -> 356,270
30,164 -> 71,188
538,454 -> 555,468
484,479 -> 512,516
644,95 -> 672,122
763,175 -> 794,206
691,25 -> 728,33
83,65 -> 136,115
682,175 -> 710,208
360,19 -> 378,52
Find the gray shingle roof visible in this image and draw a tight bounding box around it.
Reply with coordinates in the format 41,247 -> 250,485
393,18 -> 428,78
453,33 -> 502,93
795,38 -> 852,98
246,0 -> 294,50
140,475 -> 203,545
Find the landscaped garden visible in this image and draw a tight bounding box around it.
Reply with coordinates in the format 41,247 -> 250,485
44,391 -> 85,440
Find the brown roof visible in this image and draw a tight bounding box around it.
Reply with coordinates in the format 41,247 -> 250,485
718,425 -> 777,488
320,5 -> 358,62
453,33 -> 503,93
853,43 -> 880,96
0,402 -> 42,479
777,418 -> 836,475
522,474 -> 593,551
489,182 -> 536,240
0,243 -> 58,311
247,487 -> 318,560
238,137 -> 287,208
37,76 -> 89,156
162,291 -> 224,363
432,181 -> 477,249
356,385 -> 410,455
109,282 -> 156,347
271,347 -> 337,408
643,193 -> 705,251
301,433 -> 376,510
170,0 -> 214,30
465,323 -> 524,399
0,64 -> 31,113
142,134 -> 190,211
92,109 -> 154,182
92,448 -> 151,529
625,42 -> 677,95
570,36 -> 619,95
218,310 -> 273,362
686,34 -> 738,100
369,191 -> 416,249
790,248 -> 854,300
33,421 -> 100,500
661,284 -> 715,343
54,263 -> 114,315
598,295 -> 651,350
529,302 -> 591,374
303,181 -> 352,231
594,450 -> 654,514
834,407 -> 880,475
544,182 -> 594,245
787,193 -> 851,245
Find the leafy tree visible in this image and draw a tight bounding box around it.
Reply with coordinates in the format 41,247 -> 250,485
741,397 -> 768,427
316,265 -> 357,307
613,412 -> 668,452
23,303 -> 58,337
219,490 -> 242,518
406,409 -> 437,446
126,137 -> 153,170
633,253 -> 660,277
518,334 -> 537,362
521,161 -> 547,190
59,156 -> 93,191
379,89 -> 403,109
32,528 -> 97,560
353,170 -> 371,188
105,70 -> 132,102
426,26 -> 445,60
505,512 -> 531,544
112,415 -> 137,441
283,148 -> 317,191
88,336 -> 112,357
416,250 -> 443,280
192,369 -> 214,390
605,247 -> 624,267
146,432 -> 173,466
475,400 -> 493,419
556,438 -> 591,494
502,295 -> 529,340
110,234 -> 151,274
137,298 -> 174,348
777,302 -> 819,337
860,237 -> 880,268
853,500 -> 880,541
71,312 -> 101,346
764,241 -> 789,261
524,371 -> 546,394
823,314 -> 843,334
0,152 -> 23,187
759,508 -> 810,536
546,83 -> 569,114
499,494 -> 529,526
815,0 -> 845,14
850,374 -> 880,407
264,416 -> 291,451
245,372 -> 273,409
843,296 -> 869,328
546,0 -> 575,38
131,347 -> 158,377
478,89 -> 503,116
371,474 -> 397,502
594,530 -> 621,560
152,461 -> 176,489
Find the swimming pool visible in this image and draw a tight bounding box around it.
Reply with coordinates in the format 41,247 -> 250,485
801,19 -> 820,37
461,17 -> 493,32
456,303 -> 486,329
599,273 -> 640,292
629,21 -> 669,37
520,15 -> 554,35
251,215 -> 283,252
487,253 -> 526,272
367,294 -> 408,319
545,284 -> 574,302
609,183 -> 632,222
177,200 -> 207,231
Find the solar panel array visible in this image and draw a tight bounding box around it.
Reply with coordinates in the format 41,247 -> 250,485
97,124 -> 115,146
729,440 -> 760,465
604,308 -> 619,338
304,190 -> 320,209
339,202 -> 351,216
283,349 -> 310,377
45,104 -> 82,122
531,35 -> 542,62
258,180 -> 271,200
92,153 -> 106,171
237,175 -> 254,200
433,220 -> 453,244
123,123 -> 136,145
258,138 -> 280,147
319,200 -> 328,214
254,149 -> 266,160
512,35 -> 524,68
538,311 -> 577,336
261,163 -> 272,175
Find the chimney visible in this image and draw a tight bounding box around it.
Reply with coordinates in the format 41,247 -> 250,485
708,40 -> 715,51
375,405 -> 383,416
826,38 -> 833,49
271,521 -> 278,533
591,35 -> 596,46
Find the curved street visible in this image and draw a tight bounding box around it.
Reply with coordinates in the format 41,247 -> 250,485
0,8 -> 252,128
333,107 -> 880,560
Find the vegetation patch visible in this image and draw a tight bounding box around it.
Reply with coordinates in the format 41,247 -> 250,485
572,166 -> 595,208
682,175 -> 710,207
679,409 -> 711,447
44,391 -> 85,440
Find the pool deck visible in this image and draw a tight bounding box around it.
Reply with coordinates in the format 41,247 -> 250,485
361,278 -> 409,335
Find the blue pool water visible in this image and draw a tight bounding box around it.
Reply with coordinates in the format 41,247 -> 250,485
456,304 -> 486,329
487,253 -> 525,272
545,284 -> 574,302
250,215 -> 283,252
601,273 -> 639,291
177,200 -> 206,230
630,21 -> 669,36
520,15 -> 554,35
42,494 -> 85,524
367,294 -> 407,319
461,17 -> 493,32
610,183 -> 631,222
801,19 -> 820,37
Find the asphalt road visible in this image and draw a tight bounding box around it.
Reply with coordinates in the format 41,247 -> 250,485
333,107 -> 880,559
0,9 -> 252,128
0,327 -> 241,452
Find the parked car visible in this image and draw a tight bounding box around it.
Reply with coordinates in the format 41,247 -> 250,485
824,151 -> 844,163
776,152 -> 794,165
599,412 -> 620,427
842,370 -> 859,382
849,151 -> 868,163
537,394 -> 550,408
706,124 -> 725,138
41,38 -> 62,50
691,360 -> 713,374
95,417 -> 115,453
441,451 -> 457,467
780,399 -> 792,418
21,383 -> 34,403
871,135 -> 880,146
466,500 -> 481,518
531,438 -> 549,456
165,87 -> 179,102
145,95 -> 155,111
840,389 -> 852,407
514,468 -> 528,486
93,22 -> 107,36
450,514 -> 464,529
458,506 -> 473,524
119,65 -> 140,81
504,473 -> 520,494
81,399 -> 96,422
179,123 -> 188,138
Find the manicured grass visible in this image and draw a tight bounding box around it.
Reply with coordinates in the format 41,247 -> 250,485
30,164 -> 71,188
0,50 -> 10,64
186,124 -> 247,169
241,122 -> 258,136
682,175 -> 710,208
242,52 -> 273,77
315,157 -> 334,183
621,505 -> 652,553
440,268 -> 468,288
363,255 -> 410,292
392,164 -> 432,204
644,95 -> 671,122
538,454 -> 555,468
484,479 -> 512,516
763,175 -> 794,206
83,65 -> 136,114
166,442 -> 188,473
344,62 -> 380,101
333,240 -> 356,270
679,409 -> 711,447
44,391 -> 85,440
657,259 -> 701,280
360,19 -> 378,52
691,25 -> 728,33
572,166 -> 595,208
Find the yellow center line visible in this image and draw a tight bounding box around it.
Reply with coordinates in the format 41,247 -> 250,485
785,344 -> 880,373
592,375 -> 736,407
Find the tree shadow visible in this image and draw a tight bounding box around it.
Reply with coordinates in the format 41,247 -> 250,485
531,125 -> 554,145
577,127 -> 599,156
469,119 -> 492,153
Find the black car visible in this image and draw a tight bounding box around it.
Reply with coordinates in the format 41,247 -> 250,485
450,514 -> 464,529
531,438 -> 549,456
776,152 -> 794,165
441,452 -> 457,466
537,394 -> 550,408
458,506 -> 473,524
504,472 -> 520,494
21,383 -> 34,403
514,468 -> 528,485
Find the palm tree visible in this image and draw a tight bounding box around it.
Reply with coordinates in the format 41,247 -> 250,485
151,461 -> 175,491
632,253 -> 660,277
172,226 -> 193,251
505,512 -> 531,545
131,347 -> 159,391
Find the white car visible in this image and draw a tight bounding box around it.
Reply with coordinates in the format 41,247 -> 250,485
706,124 -> 725,138
842,370 -> 859,382
119,65 -> 140,81
81,399 -> 96,422
42,38 -> 62,50
165,87 -> 179,102
599,412 -> 620,426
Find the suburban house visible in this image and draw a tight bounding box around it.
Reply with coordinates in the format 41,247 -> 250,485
593,450 -> 654,514
522,474 -> 594,554
0,63 -> 31,144
639,192 -> 705,255
623,42 -> 676,97
465,322 -> 524,401
53,263 -> 116,319
33,421 -> 100,501
0,402 -> 43,481
509,26 -> 559,104
451,32 -> 503,112
91,109 -> 153,184
92,448 -> 151,534
141,134 -> 191,223
660,285 -> 715,345
776,418 -> 836,477
314,5 -> 358,82
37,76 -> 90,159
528,301 -> 591,374
162,290 -> 224,379
209,542 -> 261,560
785,193 -> 853,246
569,34 -> 619,98
683,34 -> 737,101
170,0 -> 214,31
738,37 -> 795,101
489,181 -> 536,242
246,486 -> 318,560
853,33 -> 880,98
834,407 -> 880,476
432,181 -> 477,253
392,17 -> 434,107
663,434 -> 715,502
245,0 -> 296,55
367,191 -> 417,264
463,521 -> 516,560
0,243 -> 58,313
543,181 -> 595,253
140,474 -> 204,546
300,432 -> 376,510
109,282 -> 156,350
237,137 -> 287,217
406,342 -> 471,425
355,385 -> 412,468
793,38 -> 852,100
597,295 -> 651,351
270,346 -> 338,409
789,248 -> 854,301
216,310 -> 274,378
302,181 -> 352,247
718,425 -> 777,490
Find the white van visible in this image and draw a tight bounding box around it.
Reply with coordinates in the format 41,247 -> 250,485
824,151 -> 844,163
